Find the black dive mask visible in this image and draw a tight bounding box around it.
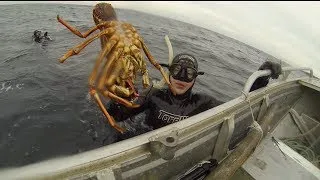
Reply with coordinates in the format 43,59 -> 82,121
169,63 -> 204,82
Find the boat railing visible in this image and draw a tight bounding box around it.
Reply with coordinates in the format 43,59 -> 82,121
242,67 -> 314,97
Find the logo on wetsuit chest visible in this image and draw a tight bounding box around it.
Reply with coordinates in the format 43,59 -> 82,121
158,110 -> 189,124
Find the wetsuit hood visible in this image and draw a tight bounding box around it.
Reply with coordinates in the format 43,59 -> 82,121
172,53 -> 199,71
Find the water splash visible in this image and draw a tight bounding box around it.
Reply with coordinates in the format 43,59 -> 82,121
0,81 -> 24,94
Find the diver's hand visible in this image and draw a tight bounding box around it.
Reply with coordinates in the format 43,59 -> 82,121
259,61 -> 282,79
132,85 -> 153,105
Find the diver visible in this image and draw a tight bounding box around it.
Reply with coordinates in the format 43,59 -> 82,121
107,53 -> 281,134
32,30 -> 53,44
32,30 -> 43,43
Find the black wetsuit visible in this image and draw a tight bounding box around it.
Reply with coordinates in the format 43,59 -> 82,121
109,87 -> 223,129
108,77 -> 268,130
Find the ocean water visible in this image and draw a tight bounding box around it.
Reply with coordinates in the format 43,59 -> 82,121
0,3 -> 284,168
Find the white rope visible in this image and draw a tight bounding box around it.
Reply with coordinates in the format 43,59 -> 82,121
176,160 -> 211,180
241,91 -> 263,145
241,91 -> 256,123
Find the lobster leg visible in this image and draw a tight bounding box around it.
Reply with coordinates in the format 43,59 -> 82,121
90,45 -> 139,133
104,67 -> 136,99
91,86 -> 141,134
101,52 -> 137,99
140,39 -> 176,95
129,45 -> 150,88
141,61 -> 150,88
90,88 -> 125,134
102,90 -> 140,108
57,15 -> 117,38
59,28 -> 116,63
96,46 -> 140,107
90,44 -> 133,134
98,44 -> 124,90
89,34 -> 120,87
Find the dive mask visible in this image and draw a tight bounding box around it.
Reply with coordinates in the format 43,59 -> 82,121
169,62 -> 204,82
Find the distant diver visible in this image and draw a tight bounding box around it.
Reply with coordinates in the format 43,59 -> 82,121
32,30 -> 53,43
32,30 -> 43,43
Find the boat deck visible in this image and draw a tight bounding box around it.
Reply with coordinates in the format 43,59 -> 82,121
238,134 -> 320,180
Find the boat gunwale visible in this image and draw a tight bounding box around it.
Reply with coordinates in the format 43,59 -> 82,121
0,76 -> 316,179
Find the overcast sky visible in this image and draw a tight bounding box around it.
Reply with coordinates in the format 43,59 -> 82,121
2,1 -> 320,77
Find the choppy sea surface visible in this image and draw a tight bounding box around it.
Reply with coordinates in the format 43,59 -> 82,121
0,4 -> 290,168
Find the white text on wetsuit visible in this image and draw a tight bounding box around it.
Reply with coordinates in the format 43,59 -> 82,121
158,110 -> 189,124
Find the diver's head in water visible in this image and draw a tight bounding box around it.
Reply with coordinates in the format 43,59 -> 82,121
169,53 -> 204,95
33,30 -> 43,43
33,30 -> 41,38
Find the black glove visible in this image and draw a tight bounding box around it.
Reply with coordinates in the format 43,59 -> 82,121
259,61 -> 282,79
